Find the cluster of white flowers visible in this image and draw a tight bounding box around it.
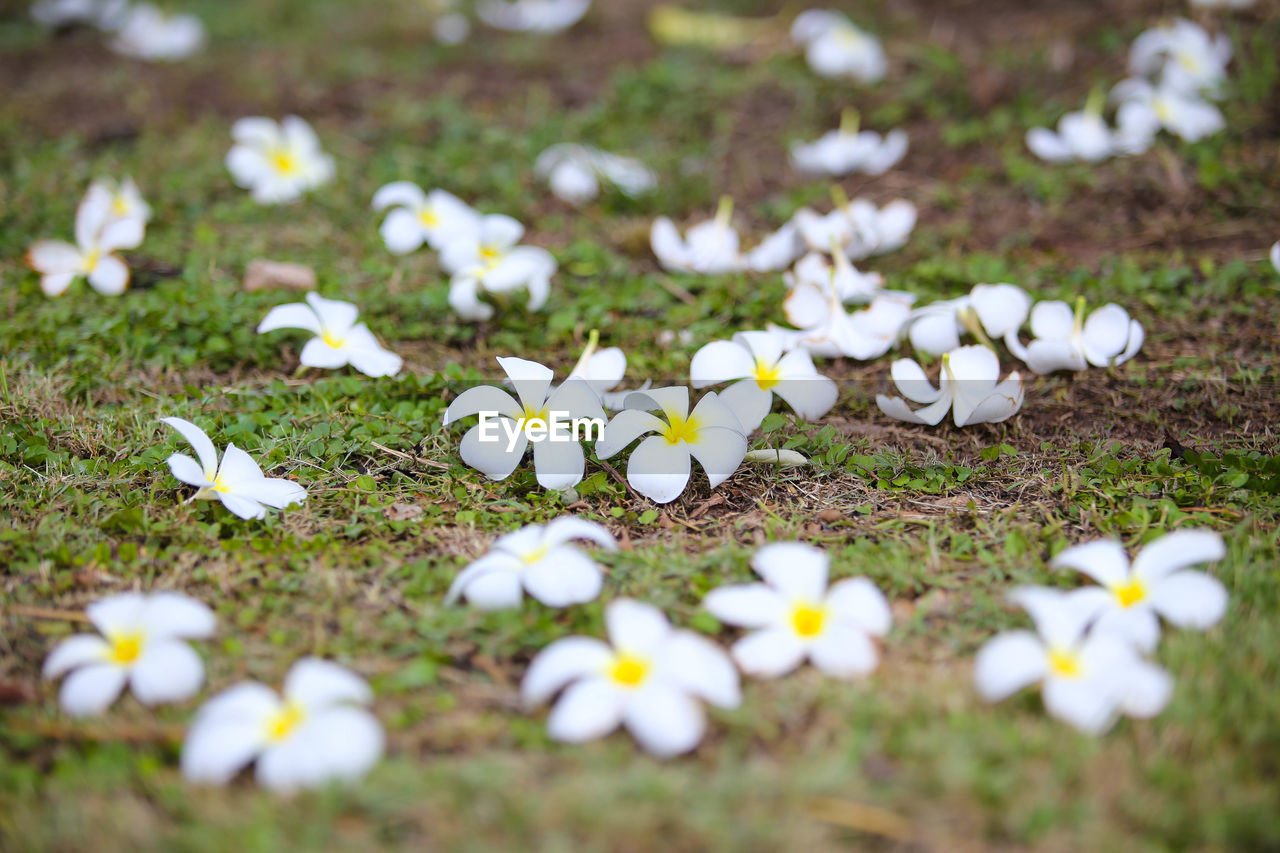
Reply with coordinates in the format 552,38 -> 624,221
31,0 -> 204,61
27,178 -> 150,296
425,0 -> 591,45
535,144 -> 656,205
790,9 -> 887,82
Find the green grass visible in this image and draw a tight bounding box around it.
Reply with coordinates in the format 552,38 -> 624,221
2,1 -> 1279,849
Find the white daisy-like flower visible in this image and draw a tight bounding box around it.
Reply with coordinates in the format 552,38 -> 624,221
477,0 -> 590,32
445,516 -> 618,609
535,144 -> 656,205
1026,95 -> 1131,163
109,2 -> 205,61
1004,298 -> 1144,374
705,543 -> 891,679
792,196 -> 916,260
182,658 -> 383,793
226,116 -> 335,205
43,592 -> 215,717
650,197 -> 743,275
905,283 -> 1032,356
690,330 -> 838,432
876,345 -> 1024,427
1113,78 -> 1225,145
440,214 -> 557,320
775,283 -> 914,360
371,183 -> 480,255
790,109 -> 907,177
1129,18 -> 1231,96
790,10 -> 887,83
522,599 -> 741,757
257,293 -> 403,378
743,221 -> 805,273
25,180 -> 146,297
785,245 -> 885,305
565,334 -> 645,410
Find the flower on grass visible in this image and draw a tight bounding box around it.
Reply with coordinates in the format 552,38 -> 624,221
690,331 -> 837,432
776,279 -> 913,360
440,214 -> 557,320
1129,18 -> 1230,95
31,0 -> 126,28
161,417 -> 307,520
1113,78 -> 1225,145
793,193 -> 916,260
595,386 -> 747,504
443,357 -> 604,491
43,592 -> 215,717
790,10 -> 887,83
109,3 -> 205,61
26,180 -> 145,297
786,245 -> 885,305
650,197 -> 742,275
434,11 -> 471,44
790,109 -> 907,177
566,333 -> 645,409
1004,298 -> 1143,374
182,658 -> 383,792
257,293 -> 403,378
905,283 -> 1031,356
371,183 -> 480,255
446,517 -> 618,609
226,116 -> 335,204
1272,241 -> 1280,273
974,587 -> 1172,734
1026,95 -> 1131,163
705,543 -> 891,679
478,0 -> 590,32
521,599 -> 740,757
876,345 -> 1023,427
535,144 -> 656,205
743,221 -> 804,273
1055,530 -> 1227,654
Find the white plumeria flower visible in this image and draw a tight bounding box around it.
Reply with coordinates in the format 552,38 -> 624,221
257,293 -> 403,378
92,176 -> 152,241
974,587 -> 1173,735
1129,18 -> 1230,95
785,246 -> 885,305
182,658 -> 383,792
371,183 -> 480,255
793,196 -> 916,260
1026,92 -> 1129,163
109,2 -> 204,61
876,345 -> 1024,428
1189,0 -> 1253,8
26,181 -> 145,297
1271,241 -> 1280,274
161,417 -> 307,520
1113,78 -> 1225,145
566,334 -> 646,410
443,357 -> 604,491
743,221 -> 805,273
434,12 -> 470,44
777,281 -> 914,360
445,517 -> 618,609
790,10 -> 887,83
31,0 -> 126,28
522,599 -> 740,757
905,283 -> 1031,356
1004,298 -> 1144,374
535,144 -> 656,205
790,109 -> 907,177
440,214 -> 557,321
42,592 -> 215,717
705,543 -> 891,679
650,197 -> 743,275
595,386 -> 747,505
226,116 -> 335,205
478,0 -> 590,32
1055,530 -> 1227,654
690,331 -> 838,432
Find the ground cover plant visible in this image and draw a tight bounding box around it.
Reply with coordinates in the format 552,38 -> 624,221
1,0 -> 1279,850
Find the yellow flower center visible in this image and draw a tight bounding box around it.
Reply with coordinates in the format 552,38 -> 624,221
790,604 -> 826,638
111,196 -> 130,217
1047,648 -> 1083,679
418,207 -> 440,227
754,359 -> 782,391
108,631 -> 144,665
271,149 -> 300,176
609,654 -> 650,688
1177,52 -> 1201,74
522,543 -> 550,564
81,248 -> 102,272
517,406 -> 549,433
321,329 -> 347,348
1112,578 -> 1147,608
479,245 -> 504,269
1154,97 -> 1174,123
264,702 -> 307,743
661,414 -> 700,445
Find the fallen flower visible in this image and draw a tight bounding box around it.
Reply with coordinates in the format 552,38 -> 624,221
109,2 -> 205,61
777,285 -> 913,360
790,9 -> 887,83
905,283 -> 1031,356
785,244 -> 885,305
1272,241 -> 1279,273
1055,530 -> 1227,654
743,221 -> 805,273
595,386 -> 747,504
161,417 -> 308,520
793,193 -> 916,260
876,345 -> 1023,427
182,658 -> 383,792
705,542 -> 891,679
1113,78 -> 1225,144
1004,297 -> 1143,374
371,183 -> 480,255
26,180 -> 144,296
30,0 -> 126,28
478,0 -> 590,32
440,214 -> 557,320
790,109 -> 907,177
535,144 -> 656,205
566,333 -> 645,409
1129,18 -> 1230,96
43,592 -> 215,717
257,293 -> 403,378
974,587 -> 1172,735
1026,92 -> 1131,163
445,516 -> 618,609
226,116 -> 335,205
521,598 -> 740,757
651,197 -> 742,275
690,330 -> 838,432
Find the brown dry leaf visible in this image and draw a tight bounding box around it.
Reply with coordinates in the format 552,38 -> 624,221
243,259 -> 316,292
384,503 -> 425,522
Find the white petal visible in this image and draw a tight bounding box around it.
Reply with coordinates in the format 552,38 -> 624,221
257,302 -> 323,335
522,637 -> 614,706
973,630 -> 1047,701
215,444 -> 265,490
1008,587 -> 1092,650
86,592 -> 146,635
299,338 -> 353,370
541,517 -> 617,551
43,635 -> 110,679
825,577 -> 891,636
279,706 -> 383,786
752,542 -> 828,602
970,284 -> 1030,337
1042,676 -> 1119,734
182,718 -> 266,785
448,275 -> 493,321
626,435 -> 692,504
652,630 -> 740,709
166,453 -> 210,487
689,340 -> 755,387
773,375 -> 838,422
161,417 -> 218,481
1147,571 -> 1228,630
239,477 -> 307,510
624,682 -> 706,758
462,568 -> 525,610
444,385 -> 521,425
1029,300 -> 1074,340
218,493 -> 268,520
809,624 -> 879,677
284,658 -> 372,710
460,422 -> 527,481
1131,530 -> 1225,583
59,664 -> 127,717
731,627 -> 807,679
371,181 -> 427,211
40,272 -> 77,297
1114,660 -> 1173,719
1088,603 -> 1162,655
890,358 -> 943,403
1081,304 -> 1133,365
605,599 -> 671,656
498,356 -> 554,412
546,677 -> 625,744
129,639 -> 204,705
26,240 -> 82,275
716,380 -> 774,434
650,217 -> 690,271
703,584 -> 786,628
523,546 -> 603,607
686,424 -> 747,489
1050,539 -> 1131,587
140,592 -> 216,639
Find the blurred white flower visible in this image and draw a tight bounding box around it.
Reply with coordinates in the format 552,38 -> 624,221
1189,0 -> 1253,7
790,109 -> 907,177
371,183 -> 480,255
974,587 -> 1172,735
434,12 -> 471,44
905,283 -> 1031,356
743,221 -> 805,273
26,180 -> 144,297
690,330 -> 837,432
183,658 -> 383,792
443,357 -> 604,491
1271,241 -> 1279,273
785,245 -> 885,305
566,334 -> 644,409
522,599 -> 740,757
1057,530 -> 1227,654
793,195 -> 916,260
257,293 -> 402,378
1113,78 -> 1225,144
776,283 -> 913,360
43,592 -> 215,717
30,0 -> 126,28
790,10 -> 887,83
1129,18 -> 1230,95
595,386 -> 747,504
876,345 -> 1024,427
226,116 -> 335,205
705,543 -> 891,679
441,214 -> 557,320
651,197 -> 743,275
109,3 -> 204,61
1004,298 -> 1143,374
1026,97 -> 1127,163
535,144 -> 656,205
478,0 -> 590,33
161,417 -> 307,520
446,517 -> 618,609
